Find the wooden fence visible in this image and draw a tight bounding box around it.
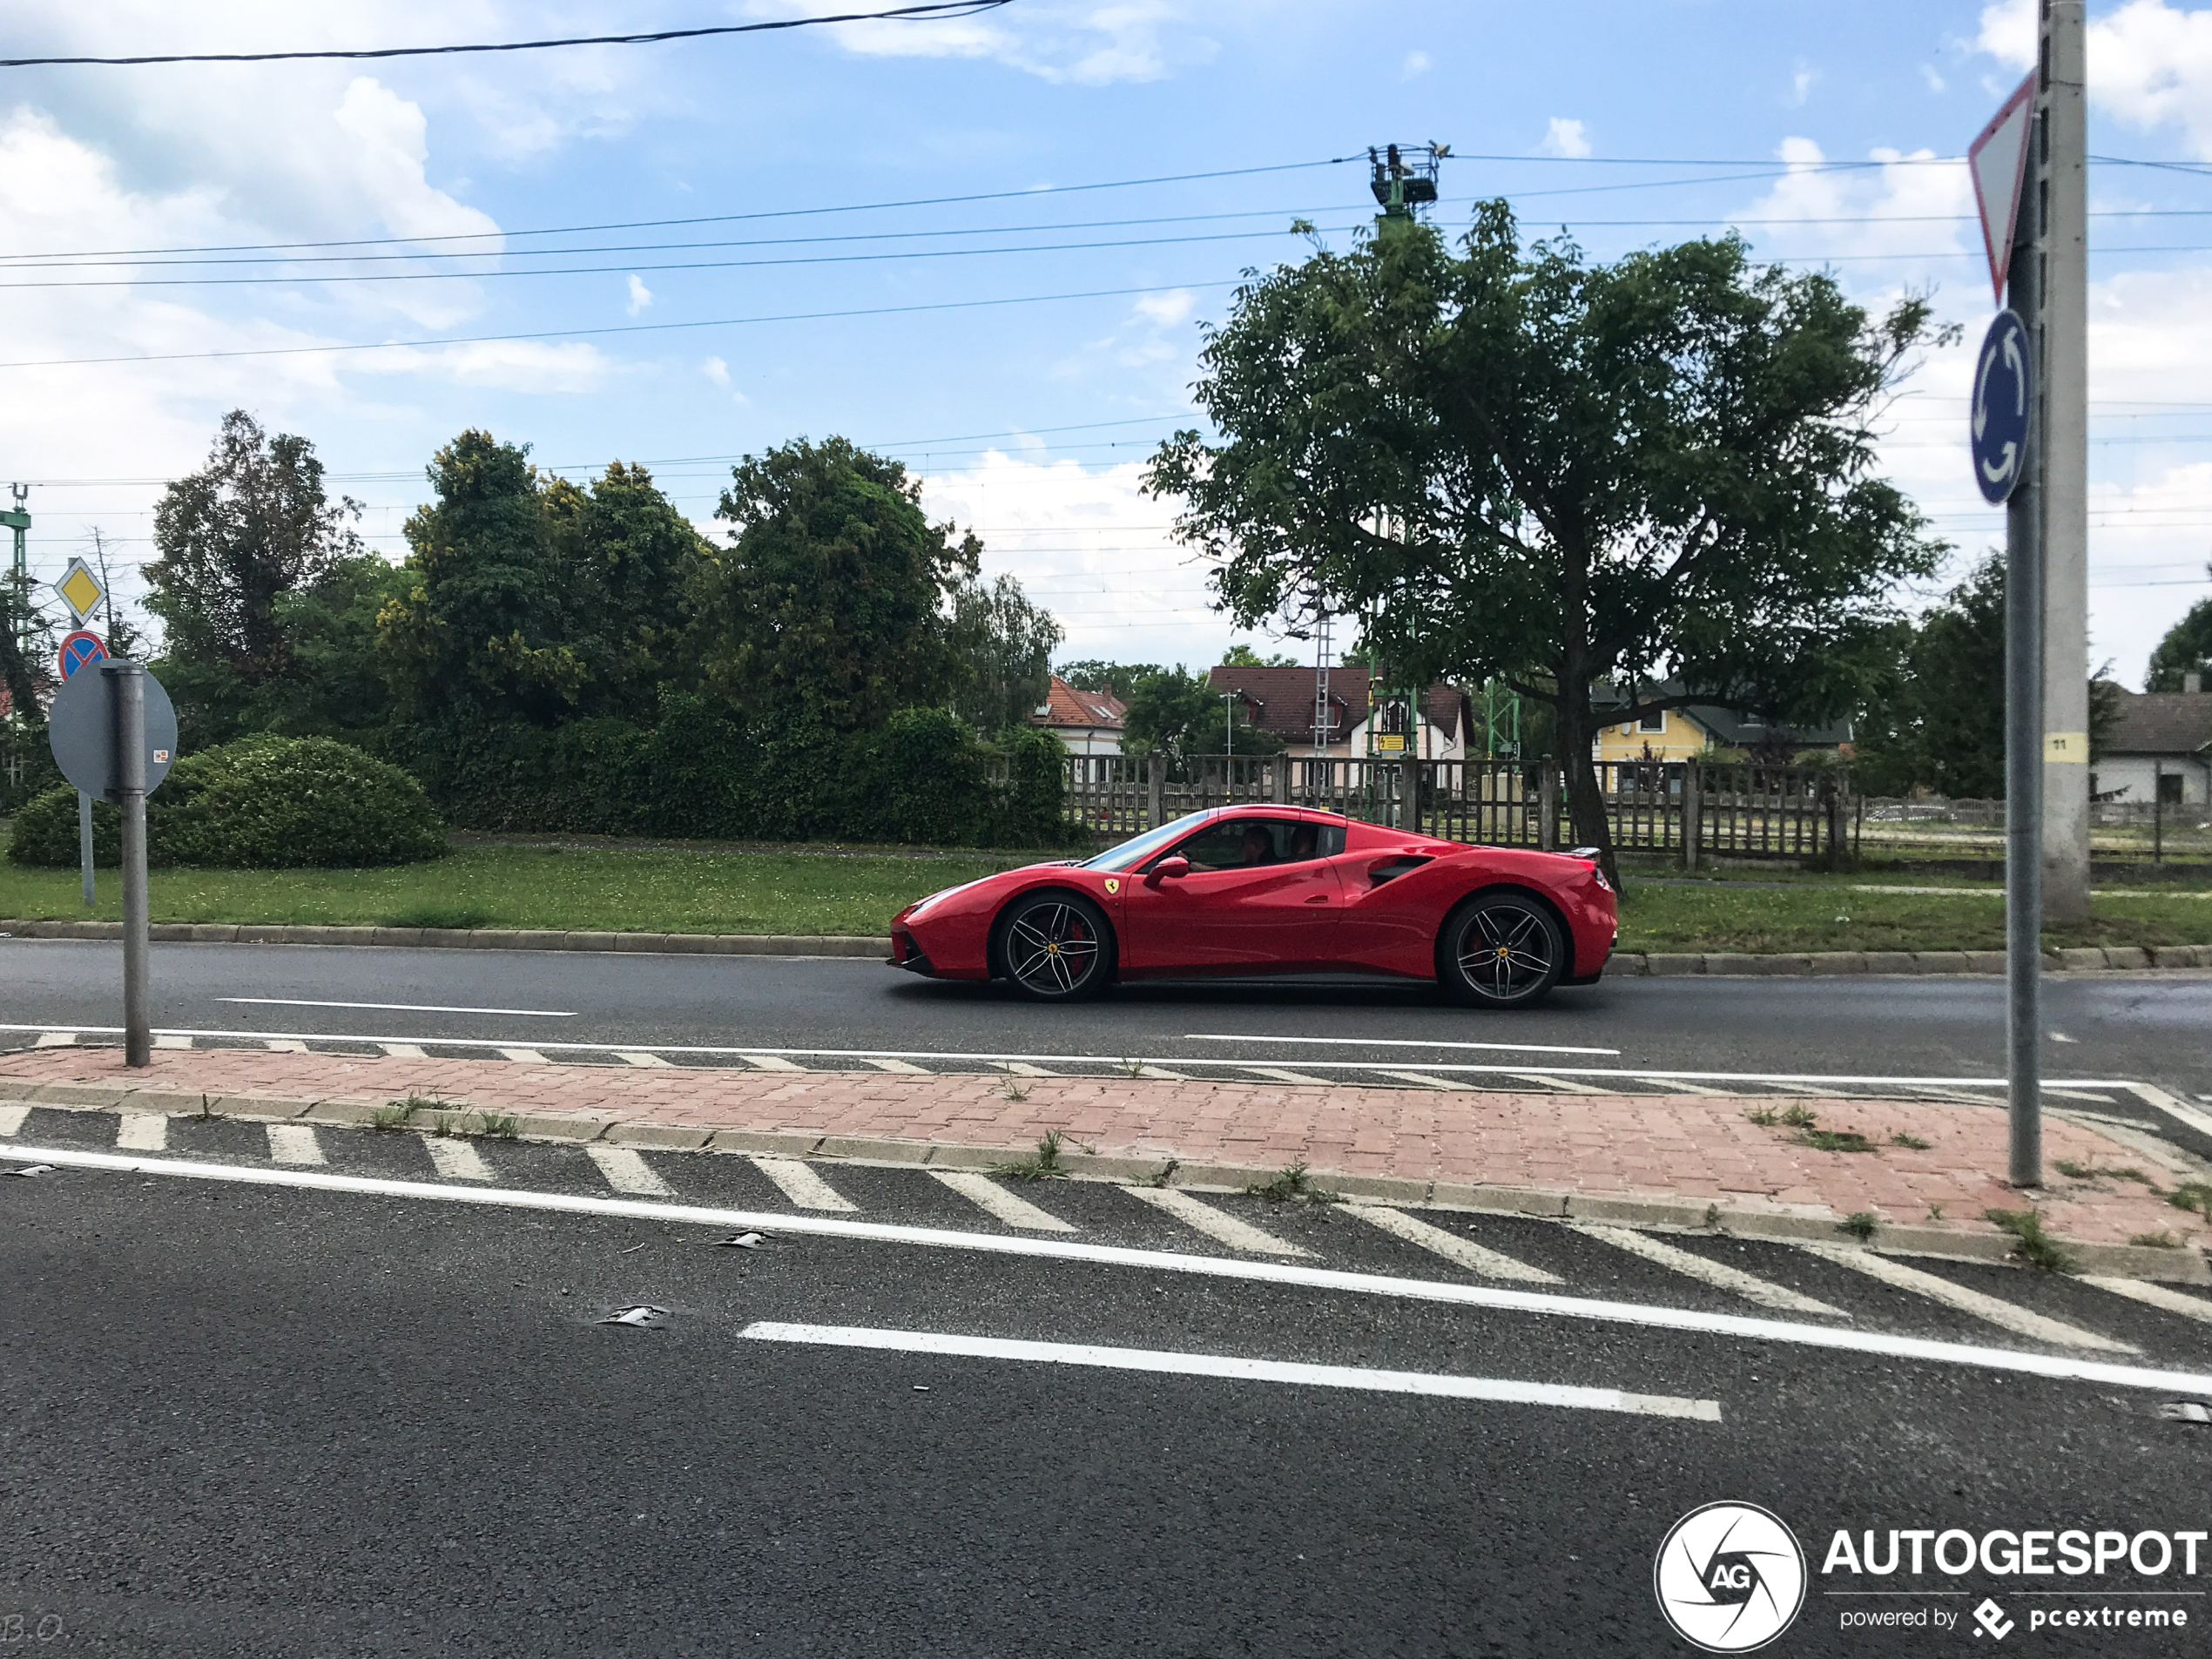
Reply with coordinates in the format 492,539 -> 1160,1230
1062,754 -> 1850,863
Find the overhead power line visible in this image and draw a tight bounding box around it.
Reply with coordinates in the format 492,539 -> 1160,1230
0,3 -> 1013,68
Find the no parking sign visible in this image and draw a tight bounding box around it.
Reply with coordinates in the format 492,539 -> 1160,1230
57,630 -> 107,680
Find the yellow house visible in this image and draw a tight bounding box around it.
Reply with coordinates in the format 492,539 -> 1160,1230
1589,685 -> 1855,764
1592,705 -> 1714,764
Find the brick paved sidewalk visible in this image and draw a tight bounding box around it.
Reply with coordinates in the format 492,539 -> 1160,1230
0,1046 -> 2198,1258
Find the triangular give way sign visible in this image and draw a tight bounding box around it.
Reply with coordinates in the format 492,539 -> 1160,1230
1970,71 -> 2038,301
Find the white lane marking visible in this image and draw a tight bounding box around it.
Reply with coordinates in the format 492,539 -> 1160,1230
266,1123 -> 325,1166
498,1048 -> 550,1064
115,1112 -> 167,1151
222,997 -> 577,1016
752,1157 -> 856,1212
1132,1064 -> 1186,1080
863,1058 -> 930,1074
1002,1062 -> 1056,1077
0,1024 -> 2148,1091
34,1032 -> 74,1048
585,1143 -> 672,1197
1124,1187 -> 1313,1258
1185,1033 -> 1621,1056
1513,1073 -> 1609,1094
1374,1069 -> 1472,1090
1241,1066 -> 1333,1084
265,1038 -> 307,1054
421,1136 -> 494,1182
2040,1087 -> 2114,1103
2083,1276 -> 2212,1326
1633,1077 -> 1734,1096
615,1051 -> 671,1069
153,1034 -> 192,1050
930,1170 -> 1077,1232
740,1322 -> 1719,1421
1353,1205 -> 1561,1283
9,1142 -> 2211,1399
0,1105 -> 28,1136
2129,1082 -> 2212,1142
377,1042 -> 427,1059
1575,1225 -> 1847,1318
742,1055 -> 806,1072
1799,1244 -> 2135,1353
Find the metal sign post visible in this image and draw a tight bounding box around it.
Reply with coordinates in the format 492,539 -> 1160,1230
45,662 -> 177,1069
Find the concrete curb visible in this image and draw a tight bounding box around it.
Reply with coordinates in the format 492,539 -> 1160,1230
2,918 -> 2207,973
6,1081 -> 2201,1285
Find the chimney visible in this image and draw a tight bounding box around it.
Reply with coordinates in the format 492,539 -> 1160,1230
2188,671 -> 2204,695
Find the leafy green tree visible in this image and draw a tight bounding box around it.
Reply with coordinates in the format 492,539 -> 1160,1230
1121,665 -> 1283,757
147,410 -> 363,685
698,437 -> 976,733
544,460 -> 713,722
948,571 -> 1063,733
1057,659 -> 1160,698
1147,205 -> 1946,882
1222,642 -> 1296,667
2147,577 -> 2212,691
1851,554 -> 2006,799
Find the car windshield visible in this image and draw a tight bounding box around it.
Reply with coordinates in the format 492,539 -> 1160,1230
1080,809 -> 1214,873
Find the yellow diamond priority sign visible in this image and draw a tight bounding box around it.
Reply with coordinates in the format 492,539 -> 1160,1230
54,556 -> 105,624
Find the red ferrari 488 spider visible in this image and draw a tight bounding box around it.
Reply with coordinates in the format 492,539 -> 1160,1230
889,806 -> 1616,1008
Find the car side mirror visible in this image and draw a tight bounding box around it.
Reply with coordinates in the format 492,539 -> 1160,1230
1149,855 -> 1190,882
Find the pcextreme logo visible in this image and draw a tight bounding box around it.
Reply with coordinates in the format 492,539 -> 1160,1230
1656,1502 -> 1808,1653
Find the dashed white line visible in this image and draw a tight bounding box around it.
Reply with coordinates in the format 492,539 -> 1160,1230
153,1035 -> 192,1050
1132,1064 -> 1187,1081
498,1048 -> 550,1064
0,1105 -> 28,1136
1631,1077 -> 1734,1096
222,997 -> 577,1016
585,1143 -> 673,1197
377,1042 -> 428,1059
863,1058 -> 930,1074
739,1322 -> 1720,1420
930,1170 -> 1076,1232
1241,1066 -> 1333,1084
751,1156 -> 857,1212
742,1055 -> 806,1072
1513,1073 -> 1609,1094
1123,1187 -> 1313,1258
1001,1062 -> 1057,1077
6,1143 -> 2208,1399
1373,1069 -> 1473,1090
1184,1033 -> 1621,1056
1353,1205 -> 1561,1283
1575,1225 -> 1848,1318
265,1039 -> 307,1054
34,1032 -> 73,1048
1799,1244 -> 2135,1352
421,1136 -> 494,1182
114,1112 -> 167,1152
615,1051 -> 671,1069
2083,1276 -> 2212,1326
266,1123 -> 325,1166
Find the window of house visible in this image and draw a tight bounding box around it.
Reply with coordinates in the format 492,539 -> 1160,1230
1638,711 -> 1666,733
2161,772 -> 2186,805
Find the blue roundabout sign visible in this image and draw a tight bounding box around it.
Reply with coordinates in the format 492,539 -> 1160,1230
1971,309 -> 2033,505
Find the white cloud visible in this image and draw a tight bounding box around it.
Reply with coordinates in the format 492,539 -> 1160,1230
1132,289 -> 1196,327
1538,118 -> 1592,159
332,78 -> 502,246
349,340 -> 614,393
919,450 -> 1238,665
758,0 -> 1215,85
702,356 -> 732,388
626,273 -> 654,316
1791,64 -> 1820,105
1731,138 -> 1974,278
1402,50 -> 1431,80
1982,0 -> 2212,159
1920,63 -> 1947,94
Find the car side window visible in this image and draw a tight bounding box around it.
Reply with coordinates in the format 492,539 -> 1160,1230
1163,819 -> 1344,871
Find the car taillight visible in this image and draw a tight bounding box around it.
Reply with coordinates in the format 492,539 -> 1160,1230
1590,867 -> 1613,894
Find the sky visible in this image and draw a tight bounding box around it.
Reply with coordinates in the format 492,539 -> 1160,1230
1,0 -> 2208,689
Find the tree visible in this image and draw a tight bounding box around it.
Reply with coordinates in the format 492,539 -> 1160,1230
948,572 -> 1063,733
1121,665 -> 1284,757
1851,553 -> 2006,799
1222,642 -> 1296,667
1146,206 -> 1947,884
146,410 -> 362,685
698,437 -> 976,734
2147,577 -> 2212,691
1057,659 -> 1160,698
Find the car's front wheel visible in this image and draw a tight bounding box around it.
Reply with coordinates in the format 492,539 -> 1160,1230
994,892 -> 1114,1001
1438,891 -> 1566,1009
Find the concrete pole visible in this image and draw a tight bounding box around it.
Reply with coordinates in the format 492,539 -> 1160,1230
110,660 -> 150,1068
2006,149 -> 2047,1191
2040,0 -> 2093,921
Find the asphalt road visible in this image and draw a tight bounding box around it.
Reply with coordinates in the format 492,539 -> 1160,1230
5,1145 -> 2211,1656
4,938 -> 2209,1103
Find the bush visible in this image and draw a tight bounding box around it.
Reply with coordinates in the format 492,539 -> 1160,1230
5,735 -> 447,868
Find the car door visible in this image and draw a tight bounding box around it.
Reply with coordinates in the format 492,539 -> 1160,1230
1118,815 -> 1344,973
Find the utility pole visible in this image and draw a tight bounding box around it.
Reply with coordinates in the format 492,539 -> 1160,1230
3,484 -> 29,657
2040,0 -> 2092,922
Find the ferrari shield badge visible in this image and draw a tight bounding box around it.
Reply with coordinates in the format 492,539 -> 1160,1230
1103,878 -> 1120,894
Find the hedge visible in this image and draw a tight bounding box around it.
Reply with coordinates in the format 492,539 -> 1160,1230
6,735 -> 447,868
381,695 -> 1074,849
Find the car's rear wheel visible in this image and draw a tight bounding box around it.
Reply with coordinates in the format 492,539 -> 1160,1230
1438,891 -> 1566,1009
994,892 -> 1114,1001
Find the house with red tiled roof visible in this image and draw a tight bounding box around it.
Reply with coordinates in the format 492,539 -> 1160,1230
1028,674 -> 1127,757
1204,665 -> 1474,759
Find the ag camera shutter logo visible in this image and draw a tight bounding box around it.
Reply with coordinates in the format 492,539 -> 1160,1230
1655,1502 -> 1807,1652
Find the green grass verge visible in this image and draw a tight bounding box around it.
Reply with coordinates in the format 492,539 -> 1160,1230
0,841 -> 1042,937
1,829 -> 2204,952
